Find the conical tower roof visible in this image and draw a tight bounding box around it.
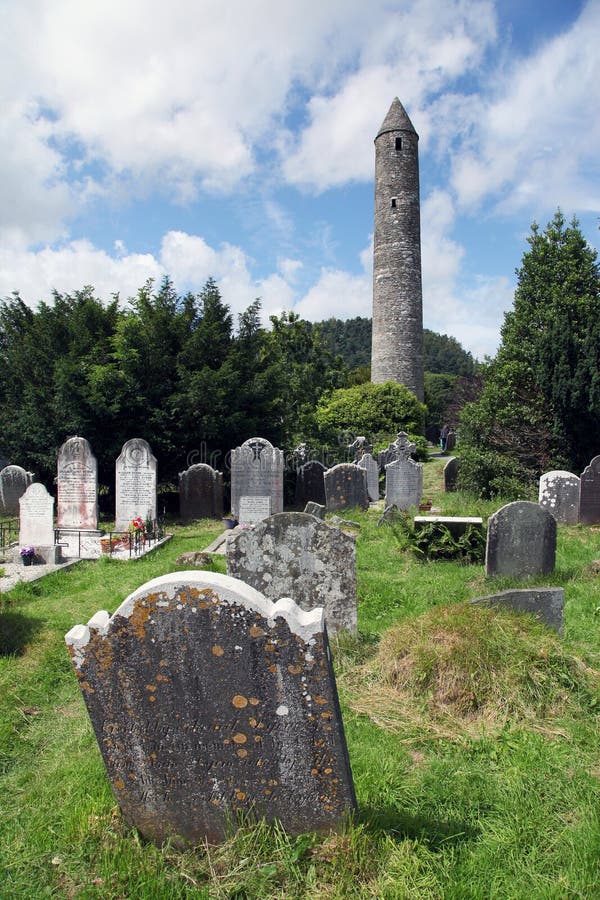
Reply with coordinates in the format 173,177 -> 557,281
376,97 -> 417,139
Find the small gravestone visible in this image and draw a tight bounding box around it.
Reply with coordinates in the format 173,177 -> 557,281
238,495 -> 271,525
324,464 -> 369,512
57,436 -> 98,529
179,463 -> 224,520
471,588 -> 564,634
0,465 -> 33,517
295,460 -> 327,507
538,470 -> 580,524
230,438 -> 284,522
357,453 -> 379,502
443,457 -> 459,493
227,512 -> 357,633
579,456 -> 600,526
19,482 -> 56,562
115,439 -> 157,531
304,501 -> 326,520
485,501 -> 556,578
446,431 -> 456,452
65,571 -> 356,846
385,457 -> 423,510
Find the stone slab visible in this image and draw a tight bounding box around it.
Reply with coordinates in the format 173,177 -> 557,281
65,572 -> 356,846
414,516 -> 483,539
471,588 -> 564,634
226,512 -> 357,633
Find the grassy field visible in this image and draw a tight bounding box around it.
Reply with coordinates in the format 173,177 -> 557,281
1,458 -> 599,898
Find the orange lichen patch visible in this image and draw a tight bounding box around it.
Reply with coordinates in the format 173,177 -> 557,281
91,637 -> 114,674
321,711 -> 333,720
212,645 -> 224,657
288,665 -> 302,675
235,790 -> 246,801
155,674 -> 169,683
268,664 -> 277,673
313,695 -> 327,705
114,779 -> 125,791
236,749 -> 248,758
148,695 -> 156,703
324,767 -> 332,775
248,717 -> 257,727
264,642 -> 276,652
264,789 -> 271,796
150,753 -> 157,760
197,600 -> 209,610
231,695 -> 248,708
233,733 -> 247,745
146,684 -> 157,692
128,773 -> 136,780
257,759 -> 264,766
268,779 -> 278,786
211,798 -> 219,806
128,599 -> 154,641
311,768 -> 319,775
159,659 -> 168,667
79,681 -> 95,694
249,697 -> 260,706
254,736 -> 262,743
249,626 -> 265,638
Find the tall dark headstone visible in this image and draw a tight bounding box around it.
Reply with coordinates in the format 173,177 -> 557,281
485,501 -> 556,578
226,512 -> 357,633
324,464 -> 369,512
0,465 -> 33,517
179,463 -> 224,520
579,456 -> 600,525
295,460 -> 327,507
65,572 -> 356,846
443,457 -> 459,493
230,438 -> 284,522
371,99 -> 424,401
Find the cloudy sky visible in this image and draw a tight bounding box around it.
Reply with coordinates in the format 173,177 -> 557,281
1,0 -> 598,358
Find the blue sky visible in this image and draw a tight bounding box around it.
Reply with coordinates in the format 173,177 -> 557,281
0,0 -> 598,359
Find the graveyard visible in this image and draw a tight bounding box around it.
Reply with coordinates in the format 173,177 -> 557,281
1,455 -> 600,897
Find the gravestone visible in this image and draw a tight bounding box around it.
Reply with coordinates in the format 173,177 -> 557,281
378,431 -> 415,469
230,438 -> 284,522
539,470 -> 580,524
358,453 -> 379,502
304,501 -> 326,520
0,465 -> 33,517
179,463 -> 224,520
65,571 -> 356,846
227,512 -> 357,633
57,436 -> 98,529
324,464 -> 369,512
238,495 -> 271,525
485,501 -> 556,578
295,460 -> 327,507
443,457 -> 459,493
471,588 -> 564,634
115,439 -> 157,532
19,482 -> 56,562
385,457 -> 423,511
579,456 -> 600,526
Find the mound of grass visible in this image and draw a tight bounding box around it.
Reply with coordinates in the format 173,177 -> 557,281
343,603 -> 600,742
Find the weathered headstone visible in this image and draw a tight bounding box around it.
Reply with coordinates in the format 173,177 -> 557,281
65,571 -> 356,846
115,439 -> 157,532
443,457 -> 459,493
295,460 -> 327,507
238,495 -> 271,525
485,501 -> 556,578
304,501 -> 326,520
0,465 -> 33,517
538,470 -> 580,524
579,456 -> 600,526
324,464 -> 369,512
230,438 -> 284,522
227,512 -> 357,633
179,463 -> 224,521
19,482 -> 56,562
378,431 -> 415,469
358,453 -> 379,502
471,588 -> 564,634
385,457 -> 423,510
57,436 -> 98,529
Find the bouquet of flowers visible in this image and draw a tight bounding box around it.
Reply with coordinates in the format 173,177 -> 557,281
129,516 -> 145,533
19,546 -> 35,558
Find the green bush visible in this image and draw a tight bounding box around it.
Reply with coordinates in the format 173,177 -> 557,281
314,380 -> 425,447
456,447 -> 535,501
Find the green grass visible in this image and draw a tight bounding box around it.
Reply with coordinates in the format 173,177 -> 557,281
1,463 -> 600,898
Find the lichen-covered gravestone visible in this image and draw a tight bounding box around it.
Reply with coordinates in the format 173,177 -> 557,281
295,460 -> 327,507
178,463 -> 224,520
115,438 -> 157,531
324,464 -> 369,512
57,436 -> 98,529
0,465 -> 33,517
226,512 -> 357,633
230,438 -> 284,522
538,470 -> 580,524
357,453 -> 379,502
65,572 -> 356,846
579,456 -> 600,526
485,501 -> 556,578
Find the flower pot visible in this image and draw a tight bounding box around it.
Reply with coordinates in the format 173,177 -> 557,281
22,556 -> 33,566
222,518 -> 237,529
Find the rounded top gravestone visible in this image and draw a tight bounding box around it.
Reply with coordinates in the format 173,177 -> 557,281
115,438 -> 157,531
579,455 -> 600,525
485,500 -> 556,578
538,470 -> 580,524
0,464 -> 33,517
57,436 -> 98,530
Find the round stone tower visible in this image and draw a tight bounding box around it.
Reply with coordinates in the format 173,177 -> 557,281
371,98 -> 424,401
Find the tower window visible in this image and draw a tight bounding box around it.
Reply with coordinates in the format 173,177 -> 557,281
391,198 -> 397,208
395,136 -> 402,151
